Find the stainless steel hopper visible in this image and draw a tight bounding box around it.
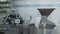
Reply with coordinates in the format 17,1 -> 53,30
38,8 -> 54,17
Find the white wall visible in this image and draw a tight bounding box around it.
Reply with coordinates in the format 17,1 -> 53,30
16,8 -> 41,21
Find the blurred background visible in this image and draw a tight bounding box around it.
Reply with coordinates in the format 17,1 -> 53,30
0,0 -> 60,34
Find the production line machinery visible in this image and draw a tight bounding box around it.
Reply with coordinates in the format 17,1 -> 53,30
37,8 -> 56,34
0,8 -> 56,34
0,9 -> 24,34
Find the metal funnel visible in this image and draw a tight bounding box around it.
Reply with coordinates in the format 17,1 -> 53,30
38,8 -> 55,17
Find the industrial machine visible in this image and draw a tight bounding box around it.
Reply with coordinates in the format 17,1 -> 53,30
37,8 -> 56,34
0,0 -> 24,34
0,9 -> 24,34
